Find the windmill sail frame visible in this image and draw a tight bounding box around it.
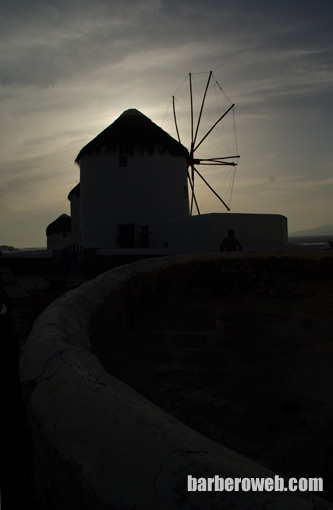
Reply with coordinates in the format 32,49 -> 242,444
172,71 -> 240,215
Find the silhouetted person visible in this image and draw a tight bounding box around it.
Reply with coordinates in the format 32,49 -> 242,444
220,229 -> 243,251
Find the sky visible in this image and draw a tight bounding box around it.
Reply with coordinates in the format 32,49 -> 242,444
1,0 -> 332,247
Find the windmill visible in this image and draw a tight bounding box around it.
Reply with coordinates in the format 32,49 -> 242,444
171,71 -> 240,215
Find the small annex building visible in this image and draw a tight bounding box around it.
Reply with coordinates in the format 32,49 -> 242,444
67,183 -> 80,244
46,214 -> 72,250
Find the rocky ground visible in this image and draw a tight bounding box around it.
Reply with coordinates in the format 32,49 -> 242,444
0,304 -> 37,508
0,269 -> 85,509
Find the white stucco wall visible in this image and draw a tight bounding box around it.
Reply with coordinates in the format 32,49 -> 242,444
70,193 -> 81,243
149,213 -> 288,251
79,149 -> 189,248
47,231 -> 73,250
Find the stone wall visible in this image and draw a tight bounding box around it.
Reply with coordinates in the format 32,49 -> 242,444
20,252 -> 333,509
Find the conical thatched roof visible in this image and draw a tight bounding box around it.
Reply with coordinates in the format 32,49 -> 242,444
68,183 -> 80,201
46,214 -> 71,236
75,109 -> 188,163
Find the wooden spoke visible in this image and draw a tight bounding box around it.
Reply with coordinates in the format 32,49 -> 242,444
193,71 -> 212,147
172,96 -> 181,144
193,165 -> 230,211
194,103 -> 235,152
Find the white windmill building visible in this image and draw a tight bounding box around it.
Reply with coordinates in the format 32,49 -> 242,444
73,108 -> 189,249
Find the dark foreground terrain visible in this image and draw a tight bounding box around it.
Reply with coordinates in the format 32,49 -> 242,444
108,257 -> 333,503
0,306 -> 37,508
1,251 -> 333,506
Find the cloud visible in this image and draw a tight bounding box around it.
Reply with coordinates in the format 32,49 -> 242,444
0,0 -> 332,246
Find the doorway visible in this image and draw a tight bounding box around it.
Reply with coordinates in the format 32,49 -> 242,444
117,224 -> 135,248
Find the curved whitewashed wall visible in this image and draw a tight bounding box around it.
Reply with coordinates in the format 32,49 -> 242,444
20,254 -> 332,510
80,150 -> 189,247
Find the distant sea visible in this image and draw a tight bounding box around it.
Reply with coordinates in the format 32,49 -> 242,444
18,247 -> 47,251
3,238 -> 333,254
0,246 -> 51,258
288,235 -> 333,250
